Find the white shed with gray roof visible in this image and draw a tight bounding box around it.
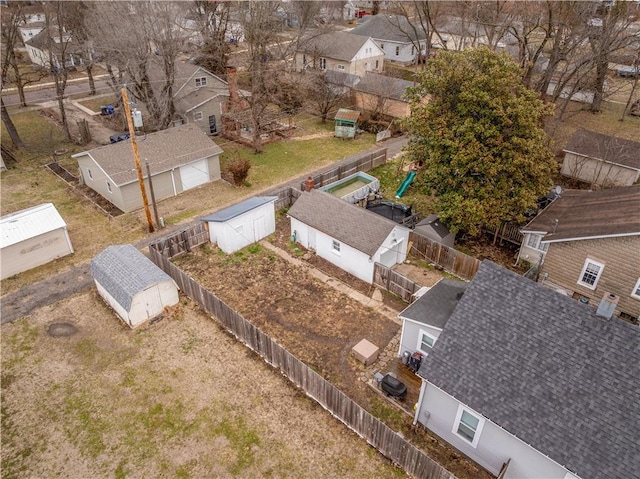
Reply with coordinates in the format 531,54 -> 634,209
91,244 -> 179,328
287,189 -> 410,283
201,196 -> 278,254
0,203 -> 74,280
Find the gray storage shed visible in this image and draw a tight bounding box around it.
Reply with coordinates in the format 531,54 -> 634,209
91,244 -> 179,328
0,203 -> 74,280
414,214 -> 455,247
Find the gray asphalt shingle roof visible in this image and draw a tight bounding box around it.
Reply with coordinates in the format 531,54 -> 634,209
201,196 -> 277,223
74,124 -> 223,186
521,186 -> 640,242
298,31 -> 373,62
353,72 -> 413,100
418,260 -> 640,479
350,14 -> 427,43
90,245 -> 176,311
399,279 -> 468,329
564,128 -> 640,170
287,189 -> 398,257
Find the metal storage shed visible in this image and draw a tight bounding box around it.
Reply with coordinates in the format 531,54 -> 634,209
90,244 -> 179,328
0,203 -> 74,280
201,196 -> 278,254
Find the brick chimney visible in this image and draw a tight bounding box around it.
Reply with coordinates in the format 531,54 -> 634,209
305,176 -> 315,191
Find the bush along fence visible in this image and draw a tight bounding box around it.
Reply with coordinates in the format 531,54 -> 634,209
299,147 -> 388,191
409,232 -> 481,282
148,235 -> 457,479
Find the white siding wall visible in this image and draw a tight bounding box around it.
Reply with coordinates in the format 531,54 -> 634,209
372,226 -> 409,267
416,383 -> 577,479
291,218 -> 373,283
128,281 -> 179,327
209,203 -> 276,254
0,229 -> 73,280
397,319 -> 441,357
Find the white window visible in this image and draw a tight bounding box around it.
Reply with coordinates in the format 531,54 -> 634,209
319,58 -> 327,70
195,77 -> 207,87
337,64 -> 345,71
194,112 -> 203,121
411,46 -> 415,55
525,233 -> 549,252
332,240 -> 340,253
452,405 -> 485,447
106,181 -> 112,193
395,46 -> 400,56
87,168 -> 93,179
578,258 -> 604,289
417,329 -> 436,355
631,278 -> 640,300
375,60 -> 379,69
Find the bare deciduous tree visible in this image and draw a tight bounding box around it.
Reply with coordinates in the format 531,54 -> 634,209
189,1 -> 231,75
304,71 -> 348,123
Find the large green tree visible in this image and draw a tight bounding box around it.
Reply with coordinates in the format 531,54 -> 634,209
403,47 -> 556,236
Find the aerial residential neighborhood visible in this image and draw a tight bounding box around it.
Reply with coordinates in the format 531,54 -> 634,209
1,1 -> 639,478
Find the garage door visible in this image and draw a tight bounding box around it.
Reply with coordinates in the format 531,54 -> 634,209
180,159 -> 209,190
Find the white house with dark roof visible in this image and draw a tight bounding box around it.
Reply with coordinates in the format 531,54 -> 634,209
201,196 -> 278,254
397,278 -> 468,359
349,14 -> 427,65
91,244 -> 179,328
560,129 -> 640,187
414,260 -> 639,479
295,30 -> 384,76
72,125 -> 223,213
517,186 -> 640,320
287,189 -> 410,283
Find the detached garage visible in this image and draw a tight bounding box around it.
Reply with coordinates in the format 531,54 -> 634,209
201,196 -> 278,254
91,244 -> 179,328
0,203 -> 74,280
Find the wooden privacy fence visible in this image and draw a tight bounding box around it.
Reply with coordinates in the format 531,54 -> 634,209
264,186 -> 302,211
148,246 -> 457,479
409,232 -> 481,281
373,263 -> 422,303
151,223 -> 209,259
300,147 -> 387,190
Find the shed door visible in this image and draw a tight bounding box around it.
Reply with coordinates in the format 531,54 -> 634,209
180,159 -> 209,190
253,215 -> 265,242
144,285 -> 163,319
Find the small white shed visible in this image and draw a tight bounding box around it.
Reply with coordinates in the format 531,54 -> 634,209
201,196 -> 278,254
0,203 -> 74,280
90,244 -> 179,328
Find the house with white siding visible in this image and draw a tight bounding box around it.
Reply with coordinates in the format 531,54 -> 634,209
414,260 -> 639,479
287,189 -> 409,283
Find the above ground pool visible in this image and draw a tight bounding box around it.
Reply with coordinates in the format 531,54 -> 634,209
320,172 -> 380,204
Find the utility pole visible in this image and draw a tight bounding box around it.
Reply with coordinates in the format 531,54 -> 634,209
121,87 -> 154,233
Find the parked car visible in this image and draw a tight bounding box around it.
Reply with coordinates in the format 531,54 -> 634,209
615,65 -> 640,78
110,132 -> 130,143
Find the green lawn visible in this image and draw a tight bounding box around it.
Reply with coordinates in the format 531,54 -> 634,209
77,96 -> 117,113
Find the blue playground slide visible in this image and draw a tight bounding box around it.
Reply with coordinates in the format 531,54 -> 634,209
395,171 -> 416,198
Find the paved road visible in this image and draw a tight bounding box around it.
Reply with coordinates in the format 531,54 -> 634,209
1,77 -> 112,107
0,136 -> 408,324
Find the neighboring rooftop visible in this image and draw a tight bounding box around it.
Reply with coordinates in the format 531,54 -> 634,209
399,279 -> 468,329
521,185 -> 640,242
287,189 -> 401,257
72,124 -> 223,186
354,72 -> 413,100
349,14 -> 427,43
564,128 -> 640,170
0,203 -> 66,248
419,260 -> 640,479
298,30 -> 375,61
